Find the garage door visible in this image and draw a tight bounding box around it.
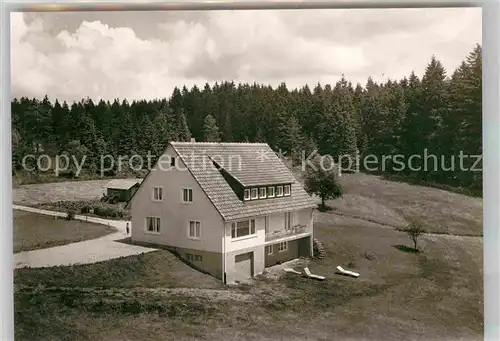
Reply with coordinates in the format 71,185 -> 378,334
234,252 -> 253,282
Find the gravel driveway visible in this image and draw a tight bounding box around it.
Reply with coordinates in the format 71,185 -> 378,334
13,205 -> 157,269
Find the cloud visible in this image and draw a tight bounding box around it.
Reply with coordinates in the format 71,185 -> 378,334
10,8 -> 481,102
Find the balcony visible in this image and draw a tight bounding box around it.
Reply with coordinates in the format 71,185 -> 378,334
265,224 -> 309,242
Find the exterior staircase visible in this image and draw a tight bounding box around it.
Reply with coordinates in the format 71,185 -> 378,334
313,238 -> 326,260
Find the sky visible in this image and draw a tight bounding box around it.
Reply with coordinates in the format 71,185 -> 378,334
10,8 -> 481,102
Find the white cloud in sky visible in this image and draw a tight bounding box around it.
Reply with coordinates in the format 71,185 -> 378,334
10,8 -> 481,102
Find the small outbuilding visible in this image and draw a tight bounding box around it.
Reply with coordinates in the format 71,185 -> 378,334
105,179 -> 143,202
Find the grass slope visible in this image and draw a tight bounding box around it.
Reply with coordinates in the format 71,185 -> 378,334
14,173 -> 484,340
324,172 -> 482,236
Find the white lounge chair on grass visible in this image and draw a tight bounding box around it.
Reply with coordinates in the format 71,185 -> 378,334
283,268 -> 302,275
303,267 -> 326,280
336,265 -> 360,278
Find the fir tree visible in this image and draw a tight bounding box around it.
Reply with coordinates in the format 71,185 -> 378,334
202,114 -> 221,142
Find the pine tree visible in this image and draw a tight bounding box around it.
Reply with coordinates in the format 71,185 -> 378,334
418,56 -> 449,181
9,47 -> 483,194
116,108 -> 136,156
450,45 -> 482,191
51,100 -> 67,151
11,128 -> 24,172
176,108 -> 191,142
399,71 -> 422,175
202,114 -> 221,142
275,111 -> 304,163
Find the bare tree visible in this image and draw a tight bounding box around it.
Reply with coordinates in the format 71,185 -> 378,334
405,220 -> 426,251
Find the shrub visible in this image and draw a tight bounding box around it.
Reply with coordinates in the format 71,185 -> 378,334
66,210 -> 76,220
102,169 -> 116,177
304,156 -> 343,210
93,204 -> 123,218
58,170 -> 75,179
405,220 -> 426,251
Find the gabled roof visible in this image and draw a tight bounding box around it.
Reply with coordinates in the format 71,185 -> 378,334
106,179 -> 142,190
170,142 -> 316,221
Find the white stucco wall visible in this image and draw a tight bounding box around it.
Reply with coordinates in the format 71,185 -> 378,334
224,216 -> 266,253
130,145 -> 224,253
224,208 -> 314,252
265,208 -> 314,235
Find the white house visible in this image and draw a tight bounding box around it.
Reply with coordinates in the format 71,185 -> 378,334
126,141 -> 317,284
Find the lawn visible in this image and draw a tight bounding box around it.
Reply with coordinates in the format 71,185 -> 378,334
320,172 -> 483,236
14,220 -> 483,341
32,200 -> 131,220
13,210 -> 117,253
15,249 -> 224,289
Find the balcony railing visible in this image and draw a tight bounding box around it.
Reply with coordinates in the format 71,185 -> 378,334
265,224 -> 309,241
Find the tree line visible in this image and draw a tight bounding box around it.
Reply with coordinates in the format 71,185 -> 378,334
11,44 -> 482,195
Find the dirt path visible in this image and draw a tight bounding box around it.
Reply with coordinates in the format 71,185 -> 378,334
13,205 -> 157,269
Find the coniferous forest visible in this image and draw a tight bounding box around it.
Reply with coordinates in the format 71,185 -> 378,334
11,45 -> 482,196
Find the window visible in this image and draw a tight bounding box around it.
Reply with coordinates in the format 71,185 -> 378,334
153,187 -> 163,201
284,185 -> 291,196
285,212 -> 291,230
276,186 -> 284,197
182,188 -> 193,203
250,188 -> 258,200
146,217 -> 161,233
267,186 -> 275,198
278,241 -> 288,252
188,220 -> 201,239
187,253 -> 202,262
244,189 -> 251,201
266,245 -> 273,255
231,219 -> 256,238
259,187 -> 267,199
170,156 -> 176,167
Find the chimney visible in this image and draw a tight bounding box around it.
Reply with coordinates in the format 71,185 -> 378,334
190,138 -> 196,143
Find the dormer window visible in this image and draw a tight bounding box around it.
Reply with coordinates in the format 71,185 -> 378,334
267,186 -> 275,198
276,186 -> 284,197
244,189 -> 251,200
242,184 -> 290,201
250,188 -> 258,200
259,187 -> 267,199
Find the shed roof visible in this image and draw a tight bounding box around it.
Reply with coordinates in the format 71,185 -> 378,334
106,179 -> 142,190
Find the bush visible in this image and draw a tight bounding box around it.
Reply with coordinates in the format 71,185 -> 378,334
304,156 -> 343,210
93,204 -> 123,218
405,220 -> 426,251
102,169 -> 116,177
58,170 -> 75,179
80,205 -> 92,214
66,210 -> 76,220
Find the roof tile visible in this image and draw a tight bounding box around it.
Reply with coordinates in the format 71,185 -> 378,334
171,142 -> 316,221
